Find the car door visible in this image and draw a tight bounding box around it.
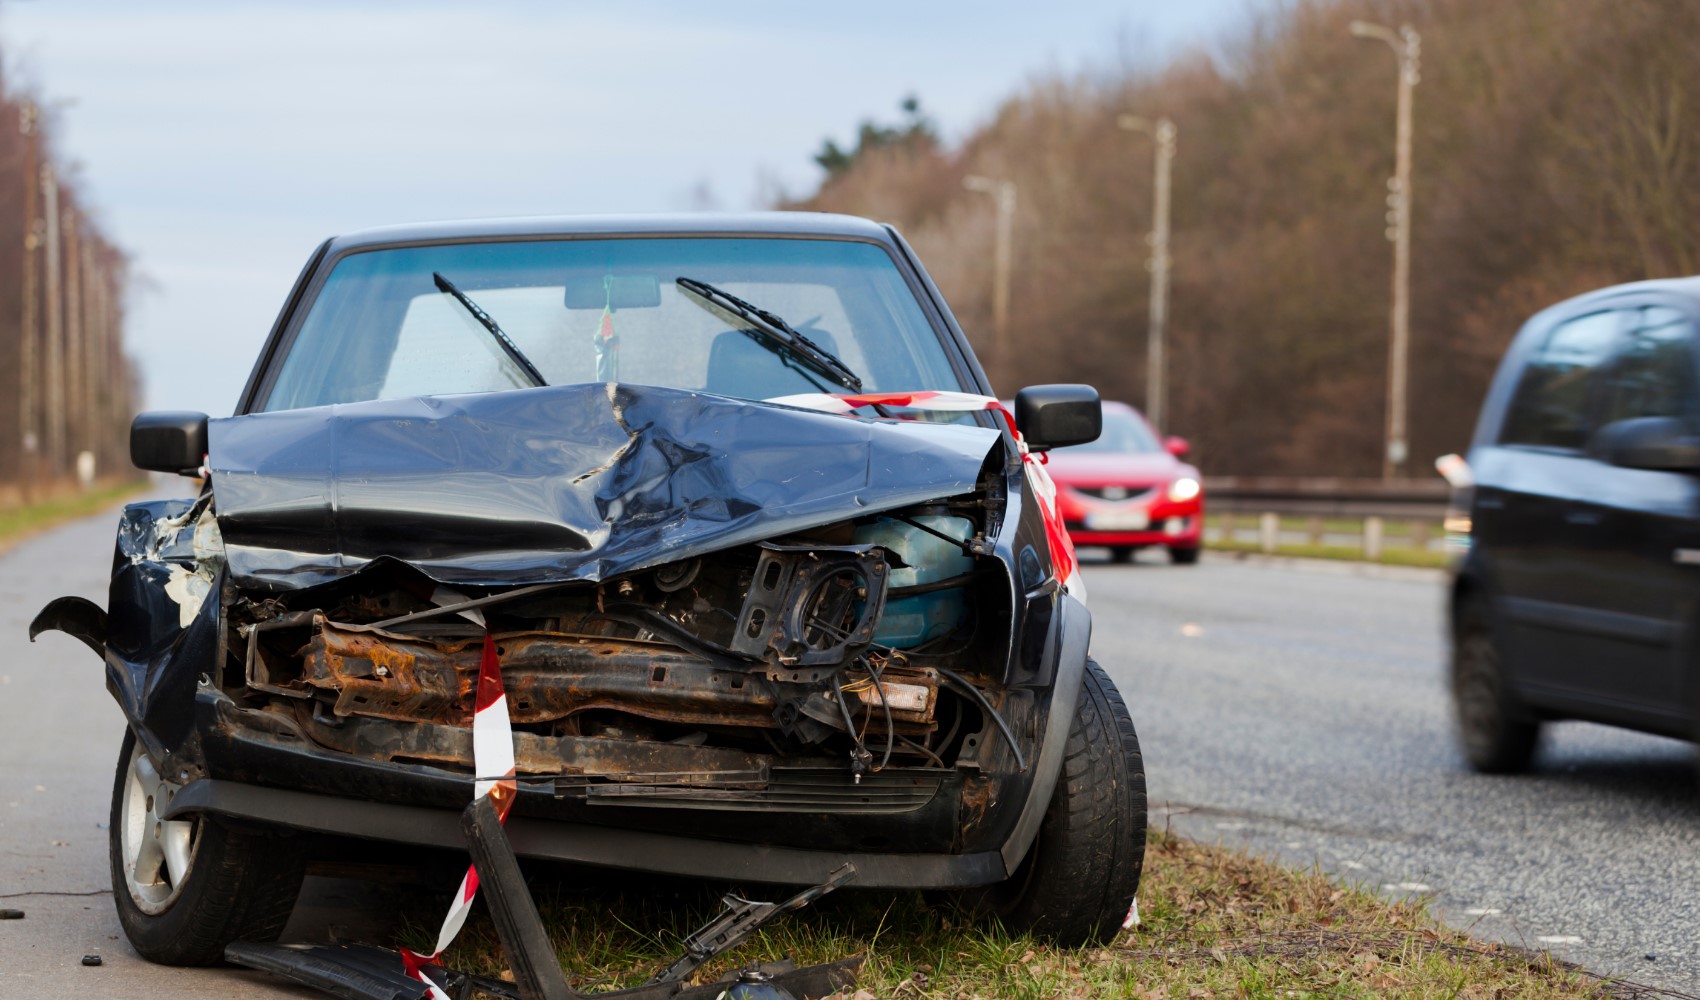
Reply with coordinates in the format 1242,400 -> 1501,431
1474,307 -> 1627,704
1564,302 -> 1700,732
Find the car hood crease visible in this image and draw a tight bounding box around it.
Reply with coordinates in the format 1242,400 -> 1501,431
207,381 -> 1001,591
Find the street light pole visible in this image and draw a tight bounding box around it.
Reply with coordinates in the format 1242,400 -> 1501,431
1117,114 -> 1176,431
1351,20 -> 1421,480
963,174 -> 1016,382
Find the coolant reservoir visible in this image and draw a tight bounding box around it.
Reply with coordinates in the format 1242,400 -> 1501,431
853,513 -> 975,649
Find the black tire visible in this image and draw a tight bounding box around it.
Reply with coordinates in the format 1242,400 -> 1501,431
1108,546 -> 1135,564
109,729 -> 305,965
1168,546 -> 1200,565
969,658 -> 1146,946
1450,599 -> 1539,773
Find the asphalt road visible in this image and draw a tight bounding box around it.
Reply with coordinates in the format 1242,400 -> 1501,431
5,497 -> 1698,994
1086,547 -> 1700,993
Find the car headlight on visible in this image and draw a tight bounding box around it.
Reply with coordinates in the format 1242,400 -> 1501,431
1167,477 -> 1201,502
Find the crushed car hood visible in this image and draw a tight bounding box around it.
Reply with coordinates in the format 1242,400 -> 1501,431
208,382 -> 1002,591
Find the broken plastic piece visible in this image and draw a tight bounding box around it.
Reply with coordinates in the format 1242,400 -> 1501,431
27,596 -> 107,659
225,942 -> 442,1000
645,863 -> 856,987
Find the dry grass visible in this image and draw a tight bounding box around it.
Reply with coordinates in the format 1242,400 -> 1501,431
428,831 -> 1622,998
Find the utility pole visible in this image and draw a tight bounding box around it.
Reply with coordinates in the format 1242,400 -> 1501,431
963,174 -> 1017,383
64,206 -> 83,472
1117,114 -> 1176,431
1351,20 -> 1421,480
42,162 -> 64,479
18,101 -> 39,499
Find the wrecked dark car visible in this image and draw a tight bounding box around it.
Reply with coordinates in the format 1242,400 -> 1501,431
33,213 -> 1147,967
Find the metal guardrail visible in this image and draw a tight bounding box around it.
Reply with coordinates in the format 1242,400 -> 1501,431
1203,477 -> 1451,520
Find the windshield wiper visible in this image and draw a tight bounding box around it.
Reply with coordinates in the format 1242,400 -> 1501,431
676,276 -> 864,393
432,272 -> 548,388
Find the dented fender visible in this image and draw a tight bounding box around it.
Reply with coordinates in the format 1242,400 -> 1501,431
101,498 -> 223,753
29,596 -> 107,658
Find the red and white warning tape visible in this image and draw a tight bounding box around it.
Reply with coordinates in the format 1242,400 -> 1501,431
398,628 -> 516,997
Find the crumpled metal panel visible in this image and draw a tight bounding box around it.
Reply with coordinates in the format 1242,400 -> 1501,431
207,382 -> 1000,592
105,498 -> 222,751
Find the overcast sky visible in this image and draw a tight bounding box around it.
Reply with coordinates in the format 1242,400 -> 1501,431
2,1 -> 1257,418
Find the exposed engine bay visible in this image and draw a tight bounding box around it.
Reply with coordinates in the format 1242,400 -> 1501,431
225,497 -> 1016,799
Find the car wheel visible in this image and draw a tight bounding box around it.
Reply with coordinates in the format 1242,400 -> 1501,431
1108,546 -> 1135,564
1167,546 -> 1199,565
967,658 -> 1146,946
110,729 -> 305,965
1450,600 -> 1539,773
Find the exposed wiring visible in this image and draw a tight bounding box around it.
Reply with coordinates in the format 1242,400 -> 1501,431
864,658 -> 894,773
935,700 -> 963,761
938,667 -> 1027,773
831,674 -> 873,780
896,735 -> 945,768
887,571 -> 978,597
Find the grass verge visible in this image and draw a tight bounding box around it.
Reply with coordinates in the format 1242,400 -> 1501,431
0,479 -> 149,554
1206,537 -> 1450,569
428,831 -> 1602,998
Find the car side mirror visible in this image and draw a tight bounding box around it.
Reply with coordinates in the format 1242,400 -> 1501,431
1014,384 -> 1101,452
1593,416 -> 1700,472
131,411 -> 209,476
1164,435 -> 1190,458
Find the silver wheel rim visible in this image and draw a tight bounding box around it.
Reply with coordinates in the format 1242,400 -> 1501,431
119,742 -> 199,914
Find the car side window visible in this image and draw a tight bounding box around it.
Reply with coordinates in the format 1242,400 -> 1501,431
1499,310 -> 1622,450
1596,306 -> 1699,428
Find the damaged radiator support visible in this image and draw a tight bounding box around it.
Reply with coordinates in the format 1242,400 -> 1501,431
245,611 -> 940,743
250,613 -> 788,728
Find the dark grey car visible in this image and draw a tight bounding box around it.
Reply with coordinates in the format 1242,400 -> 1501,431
1449,276 -> 1700,771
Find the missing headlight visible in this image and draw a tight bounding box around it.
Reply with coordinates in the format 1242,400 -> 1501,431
730,544 -> 889,674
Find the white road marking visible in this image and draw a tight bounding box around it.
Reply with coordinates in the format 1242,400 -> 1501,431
1537,935 -> 1582,945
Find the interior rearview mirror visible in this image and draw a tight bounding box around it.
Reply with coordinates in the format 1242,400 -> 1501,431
131,411 -> 209,476
1014,384 -> 1101,452
563,274 -> 662,310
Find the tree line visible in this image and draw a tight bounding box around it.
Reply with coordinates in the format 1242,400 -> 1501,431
787,0 -> 1699,477
0,70 -> 137,504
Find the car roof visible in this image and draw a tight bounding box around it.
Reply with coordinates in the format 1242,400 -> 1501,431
1556,275 -> 1700,309
324,212 -> 897,254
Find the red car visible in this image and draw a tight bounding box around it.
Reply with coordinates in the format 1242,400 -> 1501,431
1044,401 -> 1203,564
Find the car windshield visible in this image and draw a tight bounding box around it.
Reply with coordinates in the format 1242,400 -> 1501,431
261,237 -> 964,411
1064,407 -> 1160,454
